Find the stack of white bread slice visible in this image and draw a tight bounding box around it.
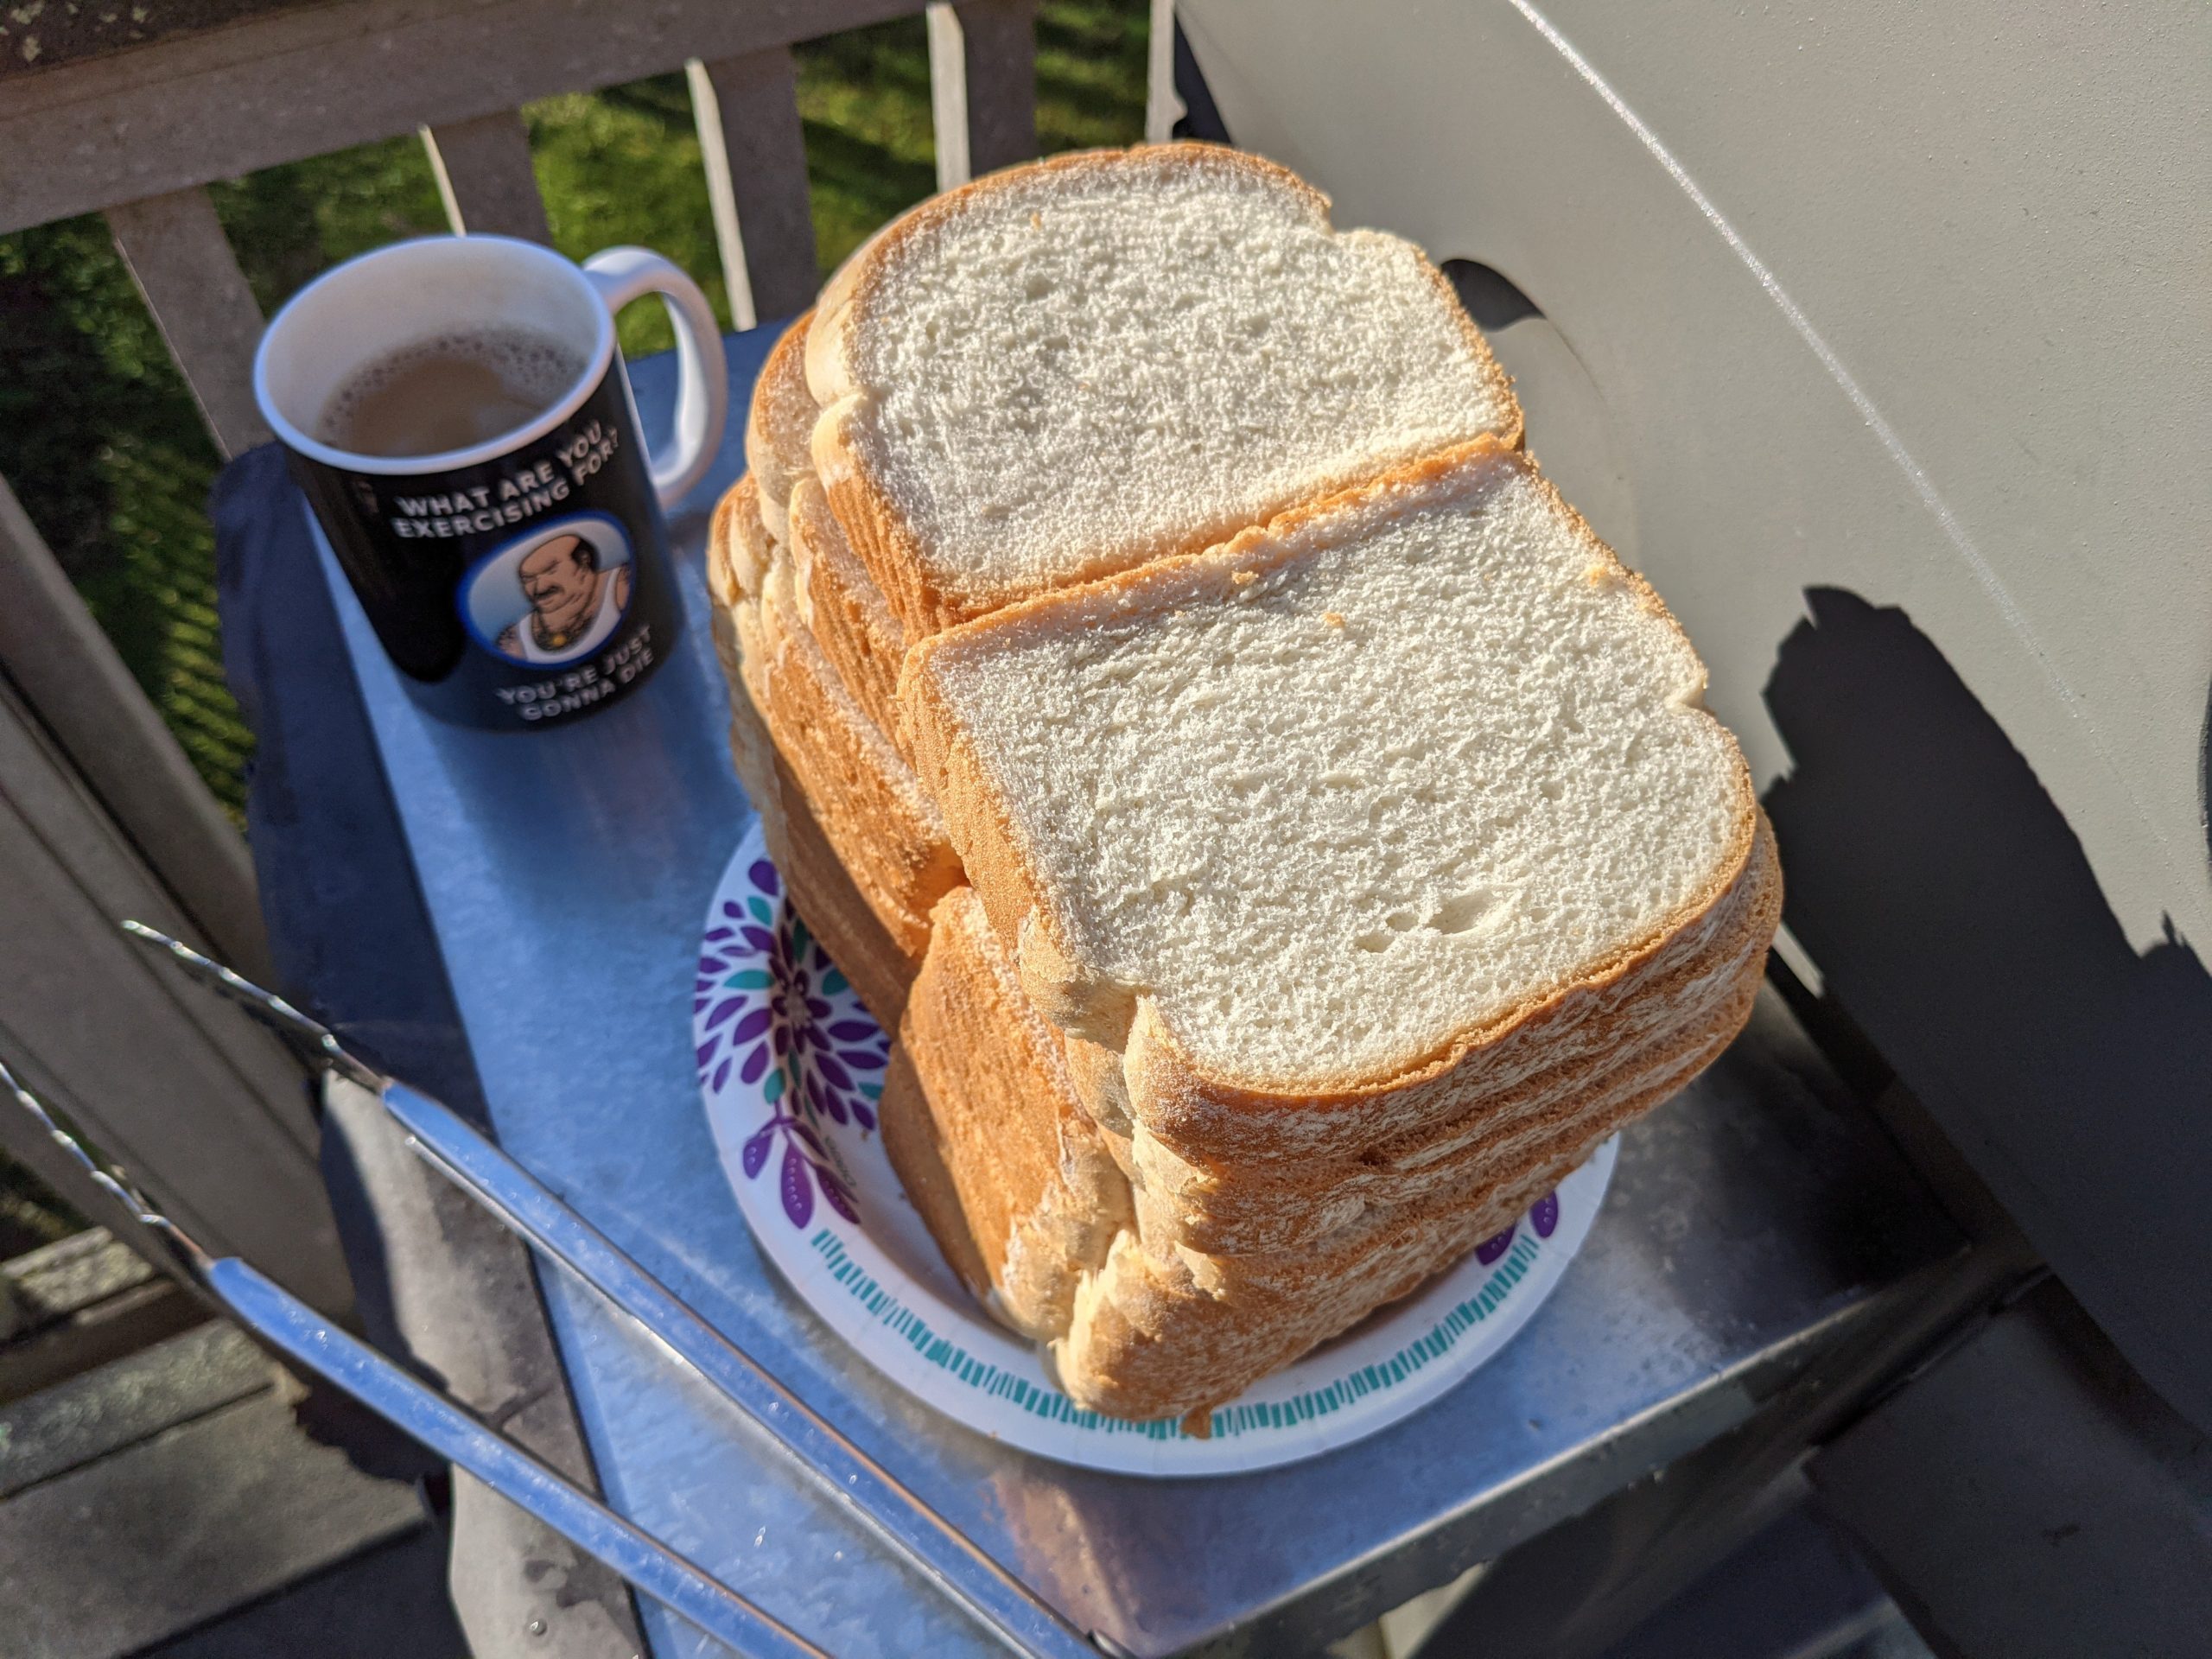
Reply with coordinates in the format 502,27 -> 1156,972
707,144 -> 1779,1425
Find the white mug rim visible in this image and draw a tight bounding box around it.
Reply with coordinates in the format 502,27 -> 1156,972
252,234 -> 618,477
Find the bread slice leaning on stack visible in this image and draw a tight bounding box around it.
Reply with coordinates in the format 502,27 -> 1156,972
895,438 -> 1776,1414
708,143 -> 1777,1424
1064,821 -> 1779,1257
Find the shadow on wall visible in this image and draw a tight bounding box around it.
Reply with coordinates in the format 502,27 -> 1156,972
2202,678 -> 2212,878
1761,588 -> 2212,1433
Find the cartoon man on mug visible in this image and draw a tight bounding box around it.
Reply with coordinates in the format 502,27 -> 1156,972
497,529 -> 631,664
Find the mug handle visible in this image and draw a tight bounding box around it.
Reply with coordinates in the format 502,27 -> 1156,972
582,248 -> 729,512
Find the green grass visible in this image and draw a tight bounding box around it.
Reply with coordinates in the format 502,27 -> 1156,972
0,1 -> 1149,822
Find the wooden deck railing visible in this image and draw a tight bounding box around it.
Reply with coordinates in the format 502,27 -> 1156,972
1,0 -> 1042,456
0,0 -> 1051,1308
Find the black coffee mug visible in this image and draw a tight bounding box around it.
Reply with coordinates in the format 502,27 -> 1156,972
253,236 -> 727,728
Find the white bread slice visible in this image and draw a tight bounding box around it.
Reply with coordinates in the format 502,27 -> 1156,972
788,473 -> 911,755
730,334 -> 918,774
904,439 -> 1767,1157
745,313 -> 817,545
878,1045 -> 995,1299
805,143 -> 1522,636
707,480 -> 760,617
887,887 -> 1129,1340
729,657 -> 919,1030
715,470 -> 774,604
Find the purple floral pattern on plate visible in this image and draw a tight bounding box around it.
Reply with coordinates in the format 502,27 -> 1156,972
693,855 -> 890,1228
1474,1188 -> 1560,1266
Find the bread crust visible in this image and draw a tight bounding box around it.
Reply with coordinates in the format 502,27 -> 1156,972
712,474 -> 771,603
879,1045 -> 994,1299
709,479 -> 919,1027
745,312 -> 817,545
748,551 -> 963,961
1054,995 -> 1752,1421
733,647 -> 920,1031
1095,824 -> 1777,1252
893,887 -> 1129,1340
788,472 -> 911,759
811,143 -> 1523,637
1109,815 -> 1774,1177
904,438 -> 1770,1144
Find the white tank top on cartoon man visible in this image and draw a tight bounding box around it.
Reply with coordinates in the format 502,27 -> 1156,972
512,569 -> 626,664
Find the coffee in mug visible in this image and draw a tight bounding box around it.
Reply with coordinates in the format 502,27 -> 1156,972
254,236 -> 728,730
316,327 -> 587,459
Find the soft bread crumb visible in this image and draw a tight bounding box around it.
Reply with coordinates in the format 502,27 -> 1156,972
832,146 -> 1519,622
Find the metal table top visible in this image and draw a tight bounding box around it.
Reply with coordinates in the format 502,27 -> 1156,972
311,327 -> 1959,1658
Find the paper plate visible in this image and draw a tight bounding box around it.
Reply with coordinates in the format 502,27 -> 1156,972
694,827 -> 1615,1477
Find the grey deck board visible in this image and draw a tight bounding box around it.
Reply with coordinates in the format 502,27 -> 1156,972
0,1323 -> 270,1499
1,1231 -> 208,1408
0,1386 -> 426,1658
0,1283 -> 206,1408
4,1232 -> 156,1321
134,1525 -> 468,1659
